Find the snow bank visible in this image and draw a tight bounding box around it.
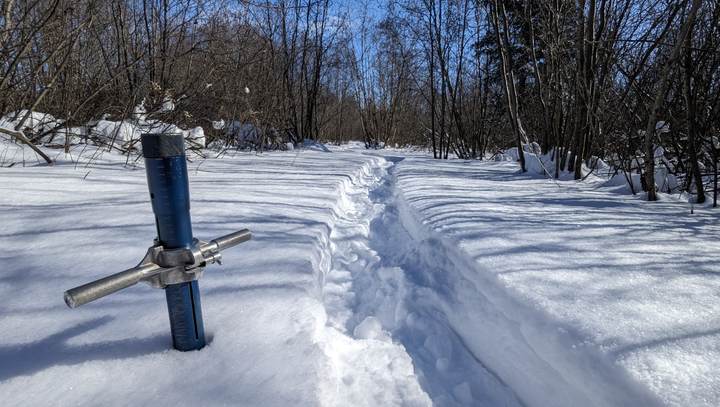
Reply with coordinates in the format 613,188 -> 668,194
88,120 -> 205,150
0,110 -> 61,134
391,156 -> 720,407
219,121 -> 286,150
0,110 -> 206,153
299,139 -> 331,152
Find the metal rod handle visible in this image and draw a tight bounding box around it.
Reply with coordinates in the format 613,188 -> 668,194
211,229 -> 251,252
63,264 -> 160,308
63,229 -> 250,309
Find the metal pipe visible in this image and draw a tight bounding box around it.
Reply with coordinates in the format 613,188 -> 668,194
64,264 -> 161,309
142,133 -> 205,351
212,229 -> 252,252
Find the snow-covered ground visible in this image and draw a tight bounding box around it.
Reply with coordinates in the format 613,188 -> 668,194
1,139 -> 718,406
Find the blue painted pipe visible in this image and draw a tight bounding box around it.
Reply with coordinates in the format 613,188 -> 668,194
142,134 -> 205,351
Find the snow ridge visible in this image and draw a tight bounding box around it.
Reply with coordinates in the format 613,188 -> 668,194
390,157 -> 669,407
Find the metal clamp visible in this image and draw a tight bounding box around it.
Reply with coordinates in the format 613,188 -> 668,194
64,229 -> 251,308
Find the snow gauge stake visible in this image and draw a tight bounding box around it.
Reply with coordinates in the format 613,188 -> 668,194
63,133 -> 251,351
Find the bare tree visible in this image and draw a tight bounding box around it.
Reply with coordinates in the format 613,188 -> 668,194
642,0 -> 703,201
487,0 -> 525,171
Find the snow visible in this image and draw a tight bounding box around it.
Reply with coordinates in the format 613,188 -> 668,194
91,119 -> 143,144
220,121 -> 272,146
1,138 -> 719,407
0,110 -> 61,134
391,157 -> 720,406
0,110 -> 206,155
353,316 -> 392,343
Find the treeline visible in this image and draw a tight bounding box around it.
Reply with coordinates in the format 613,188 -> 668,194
373,0 -> 718,202
0,0 -> 719,201
0,0 -> 364,149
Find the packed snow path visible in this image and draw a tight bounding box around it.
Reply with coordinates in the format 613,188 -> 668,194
1,142 -> 719,406
321,154 -> 523,406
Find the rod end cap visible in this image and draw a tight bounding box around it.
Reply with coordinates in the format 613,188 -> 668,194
141,134 -> 185,158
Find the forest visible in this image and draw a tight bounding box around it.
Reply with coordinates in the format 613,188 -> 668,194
0,0 -> 718,202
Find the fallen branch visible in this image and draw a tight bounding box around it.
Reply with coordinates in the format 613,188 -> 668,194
0,126 -> 52,164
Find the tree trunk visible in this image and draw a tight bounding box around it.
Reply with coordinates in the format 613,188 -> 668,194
490,0 -> 525,172
429,0 -> 437,158
682,29 -> 705,203
643,0 -> 702,201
